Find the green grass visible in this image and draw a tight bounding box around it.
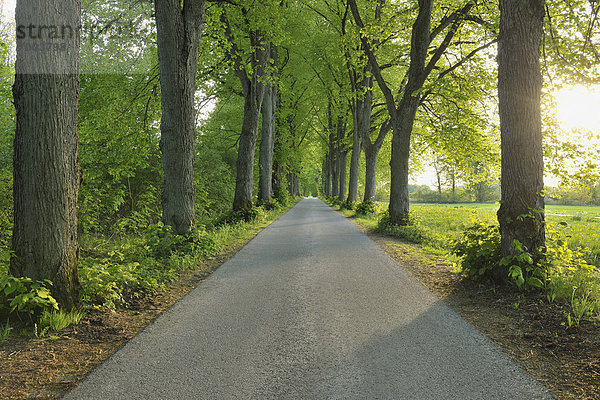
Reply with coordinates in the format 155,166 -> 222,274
336,199 -> 600,325
0,319 -> 10,341
407,203 -> 600,265
38,309 -> 85,334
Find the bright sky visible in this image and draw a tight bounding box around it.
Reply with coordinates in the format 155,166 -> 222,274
0,0 -> 15,23
556,85 -> 600,132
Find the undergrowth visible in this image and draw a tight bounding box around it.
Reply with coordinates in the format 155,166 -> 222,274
0,198 -> 298,339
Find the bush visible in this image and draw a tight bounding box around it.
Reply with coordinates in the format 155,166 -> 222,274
376,211 -> 434,245
500,239 -> 546,290
452,222 -> 501,280
355,201 -> 384,216
38,309 -> 85,334
0,276 -> 59,318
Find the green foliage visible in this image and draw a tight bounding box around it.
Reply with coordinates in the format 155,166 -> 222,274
0,319 -> 10,341
213,205 -> 269,227
0,276 -> 59,317
38,309 -> 85,334
78,203 -> 290,310
451,222 -> 501,280
273,184 -> 293,208
543,228 -> 600,325
499,240 -> 546,290
376,211 -> 434,245
355,201 -> 385,216
339,200 -> 358,211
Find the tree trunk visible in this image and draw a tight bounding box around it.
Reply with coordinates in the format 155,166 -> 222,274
258,46 -> 277,206
337,118 -> 347,201
363,147 -> 379,203
389,102 -> 419,225
347,131 -> 361,203
11,0 -> 81,309
497,0 -> 545,272
155,0 -> 205,235
338,150 -> 348,201
330,134 -> 339,198
348,76 -> 371,203
258,84 -> 276,205
233,92 -> 262,211
362,119 -> 390,204
324,154 -> 331,196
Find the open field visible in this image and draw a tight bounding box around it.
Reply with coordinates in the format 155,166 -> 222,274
404,203 -> 600,265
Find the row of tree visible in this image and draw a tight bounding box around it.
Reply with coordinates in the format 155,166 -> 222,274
4,0 -> 600,306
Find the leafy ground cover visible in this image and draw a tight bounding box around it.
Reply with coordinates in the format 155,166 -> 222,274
329,199 -> 600,399
0,201 -> 297,399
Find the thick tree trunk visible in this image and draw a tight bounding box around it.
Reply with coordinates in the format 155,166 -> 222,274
338,150 -> 348,201
389,102 -> 419,225
258,84 -> 276,205
155,0 -> 205,235
337,117 -> 347,201
324,155 -> 331,196
348,77 -> 371,203
258,46 -> 277,206
497,0 -> 545,272
11,0 -> 81,309
362,119 -> 390,204
272,160 -> 285,196
233,92 -> 262,211
330,134 -> 339,198
363,147 -> 379,203
347,133 -> 361,203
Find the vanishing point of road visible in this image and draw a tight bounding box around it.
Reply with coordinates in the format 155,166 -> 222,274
63,199 -> 554,399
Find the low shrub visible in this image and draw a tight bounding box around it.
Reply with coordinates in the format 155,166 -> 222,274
376,211 -> 434,245
451,221 -> 501,280
0,276 -> 59,318
355,201 -> 385,216
38,309 -> 85,334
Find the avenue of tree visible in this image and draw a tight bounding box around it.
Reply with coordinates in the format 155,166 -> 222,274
2,0 -> 600,305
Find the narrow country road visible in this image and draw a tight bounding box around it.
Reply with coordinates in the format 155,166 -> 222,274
63,199 -> 554,399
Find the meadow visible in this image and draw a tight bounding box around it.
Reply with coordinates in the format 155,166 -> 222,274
409,203 -> 600,265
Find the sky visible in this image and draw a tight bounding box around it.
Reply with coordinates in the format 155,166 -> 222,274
0,0 -> 14,24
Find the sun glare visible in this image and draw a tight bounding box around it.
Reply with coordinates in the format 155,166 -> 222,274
556,85 -> 600,132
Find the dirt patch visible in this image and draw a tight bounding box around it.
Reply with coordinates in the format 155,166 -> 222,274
366,230 -> 600,400
0,237 -> 253,400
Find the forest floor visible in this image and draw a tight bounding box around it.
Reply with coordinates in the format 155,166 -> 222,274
360,226 -> 600,400
1,207 -> 599,399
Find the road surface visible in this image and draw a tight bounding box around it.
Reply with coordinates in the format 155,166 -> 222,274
64,199 -> 553,399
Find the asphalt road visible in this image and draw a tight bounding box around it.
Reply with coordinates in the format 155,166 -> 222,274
63,198 -> 554,399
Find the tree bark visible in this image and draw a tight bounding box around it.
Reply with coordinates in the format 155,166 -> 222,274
389,101 -> 420,224
258,85 -> 276,205
338,150 -> 348,201
11,0 -> 81,309
330,133 -> 339,198
347,129 -> 361,203
337,118 -> 347,201
258,46 -> 278,206
223,15 -> 269,212
155,0 -> 205,234
363,120 -> 391,204
497,0 -> 545,271
234,91 -> 263,211
363,147 -> 379,203
324,154 -> 331,196
348,75 -> 371,203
